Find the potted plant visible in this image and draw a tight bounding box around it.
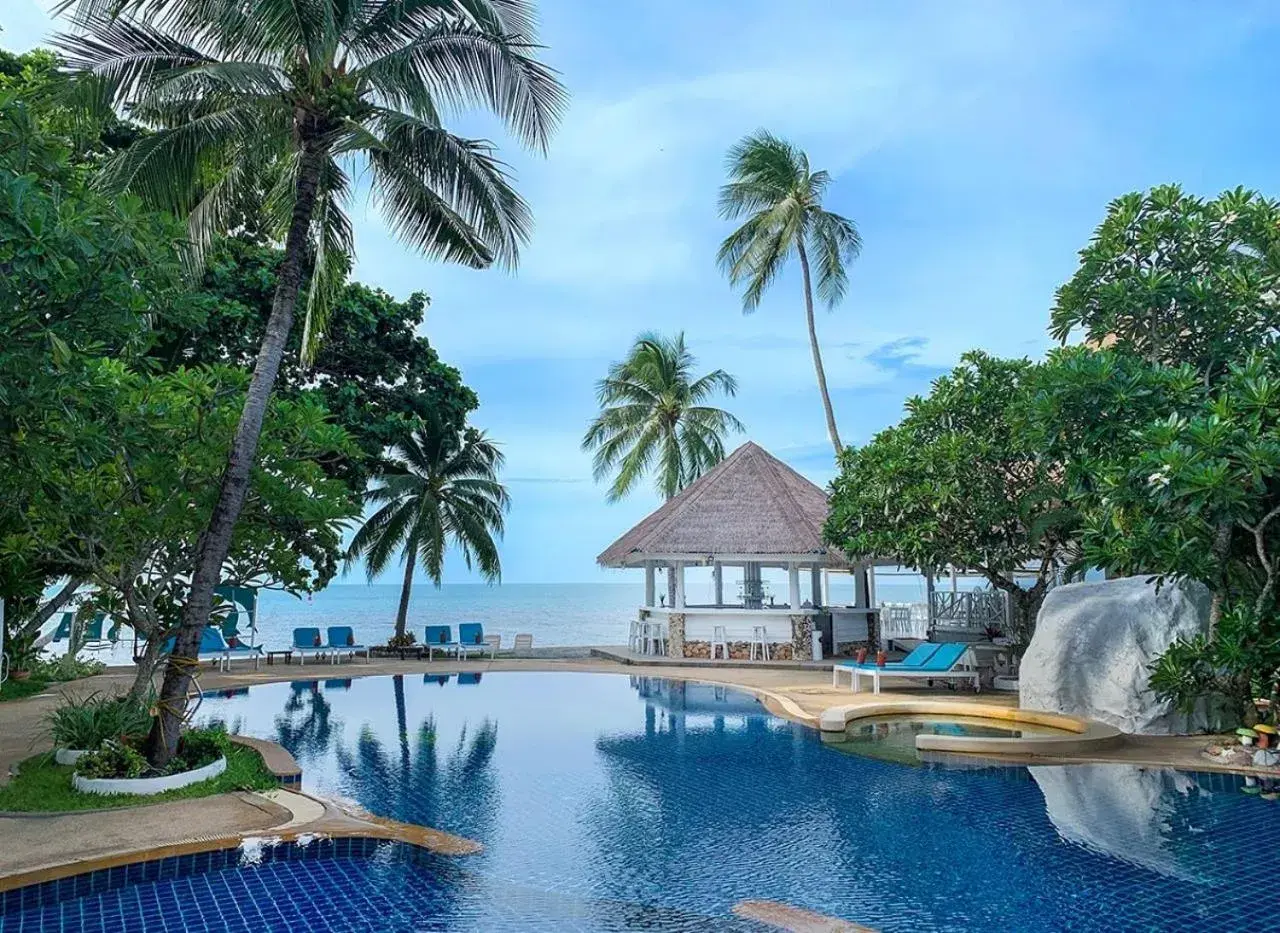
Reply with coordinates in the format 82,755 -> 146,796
6,630 -> 39,682
1257,724 -> 1277,749
982,625 -> 1004,643
73,727 -> 230,796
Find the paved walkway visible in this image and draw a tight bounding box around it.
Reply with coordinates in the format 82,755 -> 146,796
0,792 -> 290,878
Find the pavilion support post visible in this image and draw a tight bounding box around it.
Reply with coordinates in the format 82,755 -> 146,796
644,562 -> 656,608
713,563 -> 723,608
788,562 -> 801,610
674,561 -> 686,609
925,570 -> 937,639
810,566 -> 822,608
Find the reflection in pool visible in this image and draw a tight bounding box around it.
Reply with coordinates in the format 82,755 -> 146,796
824,714 -> 1076,766
6,672 -> 1278,932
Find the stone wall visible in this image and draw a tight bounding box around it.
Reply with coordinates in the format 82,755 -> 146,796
790,615 -> 813,661
683,640 -> 794,660
666,613 -> 685,657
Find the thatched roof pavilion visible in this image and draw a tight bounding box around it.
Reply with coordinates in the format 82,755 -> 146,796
598,442 -> 875,660
598,442 -> 848,569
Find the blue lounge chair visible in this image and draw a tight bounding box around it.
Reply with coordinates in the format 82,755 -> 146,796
457,672 -> 483,685
832,643 -> 941,688
161,626 -> 262,671
323,678 -> 353,691
843,642 -> 980,695
423,625 -> 458,661
292,627 -> 330,664
455,622 -> 494,659
324,626 -> 370,665
425,673 -> 452,686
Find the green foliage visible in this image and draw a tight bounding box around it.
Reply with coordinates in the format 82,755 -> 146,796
45,692 -> 153,750
27,655 -> 107,683
173,727 -> 230,773
151,235 -> 478,491
1050,184 -> 1280,381
55,0 -> 566,357
825,352 -> 1071,644
0,743 -> 275,811
582,332 -> 744,501
75,738 -> 148,779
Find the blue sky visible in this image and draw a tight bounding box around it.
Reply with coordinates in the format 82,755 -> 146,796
6,1 -> 1280,583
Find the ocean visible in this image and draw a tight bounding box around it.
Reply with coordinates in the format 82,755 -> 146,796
58,574 -> 945,664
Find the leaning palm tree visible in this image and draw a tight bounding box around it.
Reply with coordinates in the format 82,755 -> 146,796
348,424 -> 509,644
583,332 -> 745,502
54,0 -> 563,764
717,131 -> 861,456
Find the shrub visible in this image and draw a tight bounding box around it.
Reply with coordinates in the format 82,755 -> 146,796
31,656 -> 107,683
76,739 -> 147,779
46,692 -> 153,750
171,728 -> 229,774
387,632 -> 416,649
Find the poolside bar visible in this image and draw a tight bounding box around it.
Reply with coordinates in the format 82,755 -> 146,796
598,442 -> 878,660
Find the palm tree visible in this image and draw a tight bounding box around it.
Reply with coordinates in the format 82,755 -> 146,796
583,332 -> 744,502
348,424 -> 509,644
583,332 -> 743,605
717,131 -> 861,457
55,0 -> 563,764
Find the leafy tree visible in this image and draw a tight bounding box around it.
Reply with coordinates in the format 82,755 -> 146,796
0,90 -> 188,644
825,352 -> 1073,647
1050,185 -> 1280,382
347,424 -> 510,644
9,365 -> 358,697
56,0 -> 564,765
583,332 -> 744,502
717,130 -> 861,455
152,234 -> 478,492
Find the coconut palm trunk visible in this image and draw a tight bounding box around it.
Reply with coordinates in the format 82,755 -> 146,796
395,540 -> 417,642
145,152 -> 323,764
796,242 -> 841,454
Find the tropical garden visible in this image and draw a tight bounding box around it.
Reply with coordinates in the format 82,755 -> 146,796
0,0 -> 562,794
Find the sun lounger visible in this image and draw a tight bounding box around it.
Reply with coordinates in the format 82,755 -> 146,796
162,626 -> 262,671
424,625 -> 459,660
292,627 -> 330,664
455,622 -> 495,659
513,633 -> 533,653
832,643 -> 941,688
324,626 -> 370,664
838,642 -> 980,694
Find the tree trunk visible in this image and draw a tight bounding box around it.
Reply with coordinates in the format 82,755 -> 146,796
129,635 -> 165,701
395,549 -> 416,642
1206,520 -> 1233,638
144,149 -> 325,767
25,576 -> 84,650
796,242 -> 842,457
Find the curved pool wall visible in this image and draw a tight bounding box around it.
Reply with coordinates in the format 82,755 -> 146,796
7,671 -> 1279,932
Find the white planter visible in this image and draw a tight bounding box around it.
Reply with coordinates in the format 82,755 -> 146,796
72,755 -> 227,796
55,748 -> 89,766
992,675 -> 1020,693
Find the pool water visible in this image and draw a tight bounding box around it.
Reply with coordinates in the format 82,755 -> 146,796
823,714 -> 1074,766
4,672 -> 1278,932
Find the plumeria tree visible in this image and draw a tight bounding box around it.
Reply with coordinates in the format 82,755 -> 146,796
55,0 -> 564,765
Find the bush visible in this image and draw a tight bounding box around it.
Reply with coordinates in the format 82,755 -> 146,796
30,655 -> 107,682
386,632 -> 416,649
46,692 -> 153,750
76,739 -> 147,779
171,728 -> 229,774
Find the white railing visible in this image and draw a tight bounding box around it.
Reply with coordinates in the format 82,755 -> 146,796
878,602 -> 929,644
930,591 -> 1007,633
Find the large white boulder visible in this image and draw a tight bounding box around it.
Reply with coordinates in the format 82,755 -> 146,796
1020,575 -> 1221,734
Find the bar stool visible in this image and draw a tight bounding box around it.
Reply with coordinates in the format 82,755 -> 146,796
645,621 -> 668,656
750,625 -> 770,661
710,625 -> 730,660
628,620 -> 643,654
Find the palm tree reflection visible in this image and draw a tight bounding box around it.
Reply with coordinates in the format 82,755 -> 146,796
336,674 -> 500,840
275,680 -> 334,759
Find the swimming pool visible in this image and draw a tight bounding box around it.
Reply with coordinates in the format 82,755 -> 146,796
4,672 -> 1276,932
823,714 -> 1077,766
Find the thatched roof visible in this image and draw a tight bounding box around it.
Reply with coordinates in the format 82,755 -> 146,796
597,442 -> 847,568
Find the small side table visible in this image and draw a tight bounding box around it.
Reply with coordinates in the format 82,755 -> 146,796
266,650 -> 294,666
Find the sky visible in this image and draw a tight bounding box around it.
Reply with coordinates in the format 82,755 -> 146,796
5,1 -> 1280,584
